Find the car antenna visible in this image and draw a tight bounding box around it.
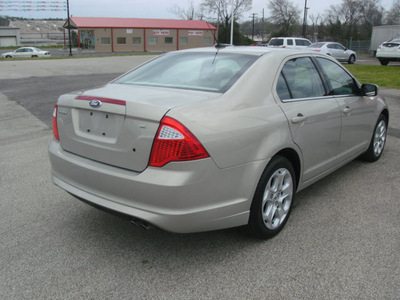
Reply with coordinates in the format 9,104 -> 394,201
206,21 -> 225,64
206,21 -> 226,50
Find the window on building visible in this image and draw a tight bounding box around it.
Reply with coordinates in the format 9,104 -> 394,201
132,37 -> 142,45
117,37 -> 126,45
148,37 -> 158,45
100,37 -> 111,45
179,37 -> 188,45
165,37 -> 173,45
204,37 -> 212,44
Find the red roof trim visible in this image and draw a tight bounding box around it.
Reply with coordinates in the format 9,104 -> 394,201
66,17 -> 217,31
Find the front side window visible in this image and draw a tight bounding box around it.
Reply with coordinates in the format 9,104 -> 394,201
114,52 -> 258,93
317,58 -> 359,95
335,43 -> 345,50
278,57 -> 326,100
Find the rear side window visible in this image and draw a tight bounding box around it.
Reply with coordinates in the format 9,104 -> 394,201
317,58 -> 359,95
287,39 -> 293,46
277,57 -> 326,100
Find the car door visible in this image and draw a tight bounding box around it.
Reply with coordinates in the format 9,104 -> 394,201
24,48 -> 33,57
316,57 -> 376,160
276,56 -> 342,183
14,48 -> 26,58
334,43 -> 347,61
326,43 -> 341,60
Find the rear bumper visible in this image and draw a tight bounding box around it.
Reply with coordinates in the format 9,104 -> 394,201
48,141 -> 266,233
376,53 -> 400,61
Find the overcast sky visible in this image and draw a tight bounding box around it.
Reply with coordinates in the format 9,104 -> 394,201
1,0 -> 395,21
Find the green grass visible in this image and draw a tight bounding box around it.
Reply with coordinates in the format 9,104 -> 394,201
346,65 -> 400,90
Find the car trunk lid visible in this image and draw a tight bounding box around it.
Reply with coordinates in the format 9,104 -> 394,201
56,83 -> 219,172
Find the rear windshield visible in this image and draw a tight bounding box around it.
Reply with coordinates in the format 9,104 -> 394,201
269,39 -> 284,46
383,39 -> 400,46
308,43 -> 325,48
114,52 -> 258,92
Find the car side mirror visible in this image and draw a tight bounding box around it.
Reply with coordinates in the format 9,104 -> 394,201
361,84 -> 378,96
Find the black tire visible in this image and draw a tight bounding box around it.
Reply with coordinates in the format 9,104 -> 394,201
5,55 -> 12,58
360,114 -> 387,162
245,156 -> 296,239
348,55 -> 356,64
379,59 -> 389,66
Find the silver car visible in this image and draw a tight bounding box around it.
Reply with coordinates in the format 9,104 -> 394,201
1,47 -> 51,58
307,42 -> 357,64
49,47 -> 388,239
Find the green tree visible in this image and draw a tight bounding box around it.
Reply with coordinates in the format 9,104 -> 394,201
385,0 -> 400,24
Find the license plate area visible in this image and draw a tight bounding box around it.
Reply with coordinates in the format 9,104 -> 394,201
77,109 -> 124,140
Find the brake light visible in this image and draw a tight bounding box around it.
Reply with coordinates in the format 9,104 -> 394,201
52,104 -> 59,141
149,116 -> 209,167
313,49 -> 321,52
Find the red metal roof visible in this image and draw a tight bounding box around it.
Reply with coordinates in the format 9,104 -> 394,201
67,17 -> 217,30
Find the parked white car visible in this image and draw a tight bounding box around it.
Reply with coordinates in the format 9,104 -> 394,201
1,47 -> 51,58
376,38 -> 400,65
268,37 -> 311,49
307,42 -> 357,64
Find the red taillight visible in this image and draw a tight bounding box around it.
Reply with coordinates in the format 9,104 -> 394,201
149,116 -> 209,167
313,49 -> 321,52
52,104 -> 59,141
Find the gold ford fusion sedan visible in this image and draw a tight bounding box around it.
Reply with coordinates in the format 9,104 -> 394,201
48,46 -> 389,239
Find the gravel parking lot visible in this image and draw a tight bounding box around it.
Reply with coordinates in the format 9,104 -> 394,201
0,56 -> 399,299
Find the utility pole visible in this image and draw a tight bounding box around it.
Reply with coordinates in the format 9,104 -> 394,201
302,0 -> 309,38
251,13 -> 256,41
66,0 -> 72,56
230,0 -> 234,45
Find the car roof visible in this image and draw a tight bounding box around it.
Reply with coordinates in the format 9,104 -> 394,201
178,46 -> 314,57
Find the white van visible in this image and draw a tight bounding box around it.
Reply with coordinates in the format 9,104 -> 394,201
268,37 -> 312,49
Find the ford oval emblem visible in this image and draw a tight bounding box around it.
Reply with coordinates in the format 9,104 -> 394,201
89,100 -> 102,108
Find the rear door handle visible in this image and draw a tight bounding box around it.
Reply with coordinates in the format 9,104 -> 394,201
291,114 -> 307,124
343,107 -> 351,115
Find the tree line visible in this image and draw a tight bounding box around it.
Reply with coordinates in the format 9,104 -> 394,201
170,0 -> 400,44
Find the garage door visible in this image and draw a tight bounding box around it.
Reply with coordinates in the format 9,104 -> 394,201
0,37 -> 17,47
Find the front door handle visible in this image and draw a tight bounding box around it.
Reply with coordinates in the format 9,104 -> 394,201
291,113 -> 307,124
